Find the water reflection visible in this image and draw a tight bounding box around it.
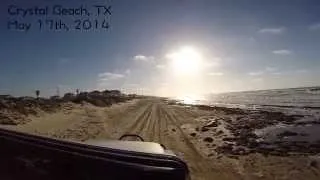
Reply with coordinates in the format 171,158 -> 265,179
175,95 -> 204,105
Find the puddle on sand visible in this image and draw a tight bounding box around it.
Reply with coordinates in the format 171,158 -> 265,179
255,123 -> 320,143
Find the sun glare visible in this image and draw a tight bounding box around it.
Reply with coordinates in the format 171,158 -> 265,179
167,46 -> 203,75
175,94 -> 205,105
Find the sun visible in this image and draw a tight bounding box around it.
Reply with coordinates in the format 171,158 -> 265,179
167,46 -> 203,76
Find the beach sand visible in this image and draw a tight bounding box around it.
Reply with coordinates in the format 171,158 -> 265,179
2,97 -> 320,180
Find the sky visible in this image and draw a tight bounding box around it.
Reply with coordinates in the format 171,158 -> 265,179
1,0 -> 320,98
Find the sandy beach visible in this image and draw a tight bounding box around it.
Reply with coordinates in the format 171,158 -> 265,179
1,97 -> 319,180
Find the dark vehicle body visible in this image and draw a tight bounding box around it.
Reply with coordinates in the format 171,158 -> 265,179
0,128 -> 189,180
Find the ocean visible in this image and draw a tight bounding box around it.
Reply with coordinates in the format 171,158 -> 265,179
206,86 -> 320,117
205,86 -> 320,143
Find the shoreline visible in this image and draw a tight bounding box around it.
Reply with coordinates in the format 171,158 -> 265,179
170,101 -> 320,156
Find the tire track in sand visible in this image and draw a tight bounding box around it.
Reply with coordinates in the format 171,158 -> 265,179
148,104 -> 161,142
125,104 -> 153,136
160,104 -> 239,180
155,104 -> 162,143
117,99 -> 239,180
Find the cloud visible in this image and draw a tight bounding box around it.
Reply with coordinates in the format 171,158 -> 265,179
248,71 -> 264,76
248,67 -> 284,76
156,64 -> 165,69
207,72 -> 224,76
97,72 -> 125,89
258,27 -> 286,34
98,72 -> 125,80
265,67 -> 283,75
133,55 -> 155,62
309,23 -> 320,31
272,49 -> 292,55
97,69 -> 131,86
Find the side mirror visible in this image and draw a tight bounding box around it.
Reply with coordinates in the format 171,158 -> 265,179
119,134 -> 144,141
